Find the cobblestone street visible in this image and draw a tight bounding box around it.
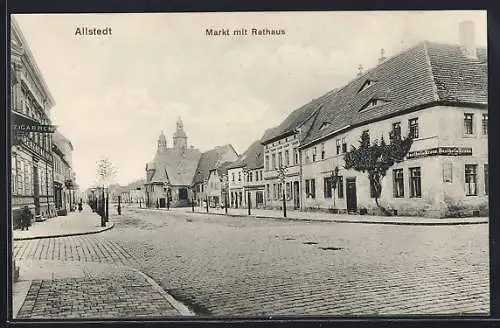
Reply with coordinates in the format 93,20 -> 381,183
13,207 -> 489,317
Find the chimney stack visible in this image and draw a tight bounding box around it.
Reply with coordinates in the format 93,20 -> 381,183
357,64 -> 364,77
378,48 -> 386,64
459,20 -> 477,59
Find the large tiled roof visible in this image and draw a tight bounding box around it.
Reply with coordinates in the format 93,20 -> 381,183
228,139 -> 265,170
301,41 -> 488,147
260,89 -> 337,144
147,148 -> 202,186
193,144 -> 239,184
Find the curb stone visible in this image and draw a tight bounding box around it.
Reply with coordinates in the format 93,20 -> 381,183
13,222 -> 114,241
185,211 -> 487,226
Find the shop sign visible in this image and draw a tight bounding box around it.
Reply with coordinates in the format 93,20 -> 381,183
407,147 -> 473,159
12,124 -> 57,133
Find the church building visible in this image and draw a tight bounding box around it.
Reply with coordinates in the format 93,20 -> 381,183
144,117 -> 239,208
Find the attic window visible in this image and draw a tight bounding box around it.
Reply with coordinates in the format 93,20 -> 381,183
319,122 -> 331,130
358,79 -> 375,93
359,98 -> 388,112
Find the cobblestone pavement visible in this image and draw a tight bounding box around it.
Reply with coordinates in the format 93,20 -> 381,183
16,270 -> 180,319
102,208 -> 489,316
13,207 -> 489,317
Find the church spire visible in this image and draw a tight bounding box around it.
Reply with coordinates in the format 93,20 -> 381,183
173,117 -> 187,154
157,130 -> 167,152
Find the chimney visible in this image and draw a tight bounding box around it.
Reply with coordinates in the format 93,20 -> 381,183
459,20 -> 477,59
357,64 -> 364,77
378,48 -> 386,64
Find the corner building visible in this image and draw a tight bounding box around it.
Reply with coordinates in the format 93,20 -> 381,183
296,23 -> 487,218
10,17 -> 57,220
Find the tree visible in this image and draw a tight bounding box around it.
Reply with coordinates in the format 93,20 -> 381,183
344,129 -> 413,213
96,157 -> 117,187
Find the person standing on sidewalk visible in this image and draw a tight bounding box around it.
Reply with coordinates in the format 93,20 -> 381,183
20,205 -> 32,231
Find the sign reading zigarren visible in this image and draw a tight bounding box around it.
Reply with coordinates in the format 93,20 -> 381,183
12,124 -> 57,133
407,147 -> 473,159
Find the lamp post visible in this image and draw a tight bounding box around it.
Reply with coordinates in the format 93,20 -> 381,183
331,166 -> 340,212
222,175 -> 229,215
117,195 -> 122,215
277,165 -> 287,218
243,168 -> 251,215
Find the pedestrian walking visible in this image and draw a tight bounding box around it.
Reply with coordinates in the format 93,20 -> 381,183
78,199 -> 83,212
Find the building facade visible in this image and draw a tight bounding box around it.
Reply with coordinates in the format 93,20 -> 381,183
295,22 -> 487,218
52,131 -> 75,215
227,139 -> 266,209
11,17 -> 57,221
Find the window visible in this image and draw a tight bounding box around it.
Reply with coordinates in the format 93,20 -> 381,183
321,144 -> 325,160
255,171 -> 258,181
238,172 -> 241,181
392,122 -> 401,140
464,113 -> 474,135
272,154 -> 276,169
409,167 -> 422,198
11,155 -> 16,194
306,179 -> 316,198
485,164 -> 488,195
409,118 -> 419,139
278,152 -> 282,168
312,148 -> 316,162
285,150 -> 290,166
342,138 -> 347,153
266,184 -> 270,200
465,164 -> 477,196
273,184 -> 277,200
286,182 -> 291,199
393,169 -> 404,198
232,173 -> 235,182
265,156 -> 269,170
278,183 -> 282,199
324,177 -> 332,198
249,172 -> 253,182
293,148 -> 298,165
363,130 -> 370,145
338,176 -> 344,198
482,114 -> 488,135
260,170 -> 263,180
336,139 -> 341,154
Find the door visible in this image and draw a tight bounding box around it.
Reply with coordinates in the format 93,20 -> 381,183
346,178 -> 357,213
159,198 -> 166,208
293,181 -> 300,209
33,166 -> 41,215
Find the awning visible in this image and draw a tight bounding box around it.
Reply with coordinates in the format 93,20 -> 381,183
11,111 -> 57,133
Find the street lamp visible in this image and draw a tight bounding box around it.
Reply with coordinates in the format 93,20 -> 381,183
222,175 -> 229,215
331,166 -> 340,212
277,165 -> 287,218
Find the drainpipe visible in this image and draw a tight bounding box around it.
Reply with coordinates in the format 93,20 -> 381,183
299,146 -> 304,211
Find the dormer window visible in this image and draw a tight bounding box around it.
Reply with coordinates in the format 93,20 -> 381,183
359,98 -> 388,112
358,79 -> 376,93
319,122 -> 331,130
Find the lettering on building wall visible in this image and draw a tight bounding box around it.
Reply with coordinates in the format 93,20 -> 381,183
407,147 -> 473,159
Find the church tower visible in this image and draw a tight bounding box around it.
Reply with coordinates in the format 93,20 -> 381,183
157,130 -> 167,152
173,117 -> 187,154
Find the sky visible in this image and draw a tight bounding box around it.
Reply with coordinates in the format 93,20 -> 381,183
12,11 -> 487,190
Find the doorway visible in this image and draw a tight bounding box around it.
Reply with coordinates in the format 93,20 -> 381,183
33,165 -> 40,215
159,198 -> 166,208
346,178 -> 357,213
293,181 -> 300,209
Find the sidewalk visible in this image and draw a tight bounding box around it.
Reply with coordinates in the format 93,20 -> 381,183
170,206 -> 488,226
13,260 -> 193,319
13,206 -> 114,241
